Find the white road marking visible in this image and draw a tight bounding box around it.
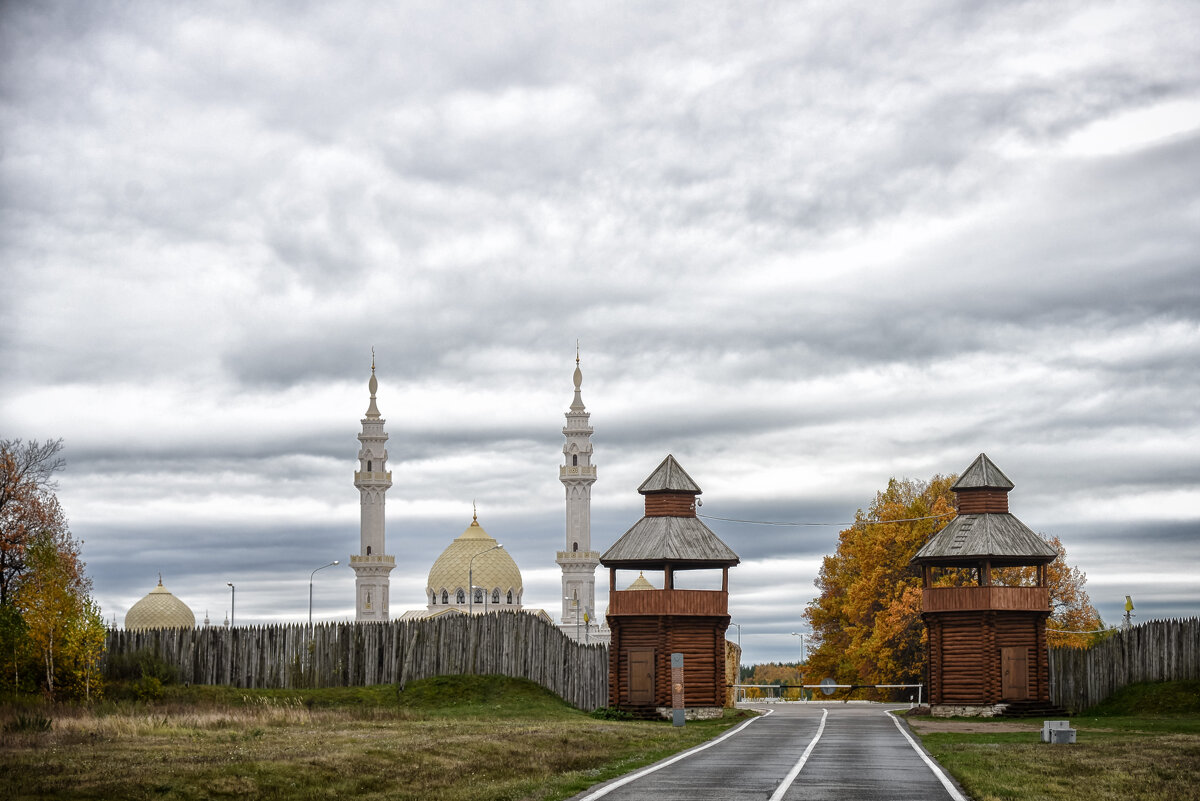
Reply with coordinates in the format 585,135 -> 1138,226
767,707 -> 828,801
576,708 -> 774,801
888,711 -> 969,801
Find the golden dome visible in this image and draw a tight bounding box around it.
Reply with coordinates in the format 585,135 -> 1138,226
624,571 -> 656,591
427,514 -> 523,608
125,578 -> 196,630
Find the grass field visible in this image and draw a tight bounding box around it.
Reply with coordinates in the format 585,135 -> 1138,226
0,676 -> 750,801
909,680 -> 1200,801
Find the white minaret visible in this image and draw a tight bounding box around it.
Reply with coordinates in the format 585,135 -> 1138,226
557,349 -> 600,638
352,354 -> 395,621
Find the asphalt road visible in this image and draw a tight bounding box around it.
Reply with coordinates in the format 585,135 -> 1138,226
571,703 -> 967,801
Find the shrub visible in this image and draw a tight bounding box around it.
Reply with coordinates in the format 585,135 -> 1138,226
105,648 -> 178,684
589,707 -> 634,721
4,713 -> 52,733
132,676 -> 164,702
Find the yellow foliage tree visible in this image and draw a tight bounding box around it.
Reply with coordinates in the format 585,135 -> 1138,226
994,536 -> 1104,648
16,531 -> 89,698
3,438 -> 106,701
804,475 -> 958,688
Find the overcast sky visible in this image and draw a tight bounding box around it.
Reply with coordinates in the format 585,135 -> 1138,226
2,1 -> 1197,666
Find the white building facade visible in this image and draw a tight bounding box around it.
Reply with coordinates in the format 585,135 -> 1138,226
352,359 -> 395,621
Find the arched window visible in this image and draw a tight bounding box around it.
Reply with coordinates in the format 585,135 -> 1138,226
572,454 -> 578,466
367,460 -> 372,471
572,542 -> 578,552
441,590 -> 449,604
507,590 -> 513,605
492,589 -> 500,604
473,588 -> 483,604
430,593 -> 436,605
456,589 -> 465,604
366,545 -> 371,555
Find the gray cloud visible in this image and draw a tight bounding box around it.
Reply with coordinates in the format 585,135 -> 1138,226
3,0 -> 1198,664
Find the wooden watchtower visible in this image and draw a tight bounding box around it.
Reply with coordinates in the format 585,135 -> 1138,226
601,455 -> 739,717
912,453 -> 1060,715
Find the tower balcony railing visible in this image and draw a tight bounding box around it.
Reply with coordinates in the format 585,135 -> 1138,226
559,466 -> 597,478
608,588 -> 728,617
350,554 -> 395,566
556,549 -> 601,563
921,585 -> 1049,613
354,471 -> 393,483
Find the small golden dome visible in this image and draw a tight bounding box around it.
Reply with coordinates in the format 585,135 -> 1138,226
125,578 -> 196,630
625,571 -> 656,591
427,515 -> 523,605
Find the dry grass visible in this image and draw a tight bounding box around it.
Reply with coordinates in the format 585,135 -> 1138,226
920,727 -> 1200,801
910,681 -> 1200,801
0,678 -> 749,801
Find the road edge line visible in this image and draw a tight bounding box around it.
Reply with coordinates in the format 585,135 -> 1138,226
575,708 -> 774,801
767,707 -> 828,801
887,711 -> 969,801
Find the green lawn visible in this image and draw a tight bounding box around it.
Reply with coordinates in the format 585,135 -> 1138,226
1,676 -> 751,801
911,680 -> 1200,801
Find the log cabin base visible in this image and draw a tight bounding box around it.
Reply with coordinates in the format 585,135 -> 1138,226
931,703 -> 1009,718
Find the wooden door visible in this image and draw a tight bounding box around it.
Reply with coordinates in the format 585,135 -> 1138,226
1001,647 -> 1029,700
628,648 -> 655,706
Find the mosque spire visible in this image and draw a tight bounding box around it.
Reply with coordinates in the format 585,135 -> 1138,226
570,342 -> 586,411
366,348 -> 381,419
558,345 -> 600,639
353,355 -> 395,621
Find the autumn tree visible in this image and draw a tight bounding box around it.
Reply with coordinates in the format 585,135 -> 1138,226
1,438 -> 67,605
804,475 -> 958,688
994,536 -> 1103,648
803,473 -> 1101,689
1,438 -> 106,700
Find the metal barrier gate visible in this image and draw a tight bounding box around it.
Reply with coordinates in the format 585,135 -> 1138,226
733,683 -> 924,704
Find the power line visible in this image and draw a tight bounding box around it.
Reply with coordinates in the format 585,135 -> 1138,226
696,511 -> 956,528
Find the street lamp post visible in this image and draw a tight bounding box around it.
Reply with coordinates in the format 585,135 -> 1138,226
469,544 -> 503,615
227,582 -> 235,627
309,560 -> 340,630
791,631 -> 806,699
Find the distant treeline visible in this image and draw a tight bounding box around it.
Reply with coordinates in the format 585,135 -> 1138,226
105,611 -> 609,710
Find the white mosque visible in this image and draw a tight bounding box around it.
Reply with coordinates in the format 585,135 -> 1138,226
352,352 -> 609,644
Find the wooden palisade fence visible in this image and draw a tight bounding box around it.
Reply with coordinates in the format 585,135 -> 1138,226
1048,618 -> 1200,713
105,611 -> 609,711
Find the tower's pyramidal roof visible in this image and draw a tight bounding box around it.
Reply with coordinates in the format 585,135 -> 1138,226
638,454 -> 702,494
951,453 -> 1014,491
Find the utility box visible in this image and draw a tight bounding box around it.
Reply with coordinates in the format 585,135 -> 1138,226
1043,720 -> 1075,744
1049,728 -> 1076,744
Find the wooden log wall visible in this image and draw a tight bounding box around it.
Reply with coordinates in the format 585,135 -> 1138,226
607,615 -> 728,709
926,610 -> 1048,704
934,614 -> 986,703
1048,618 -> 1200,713
104,611 -> 609,711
